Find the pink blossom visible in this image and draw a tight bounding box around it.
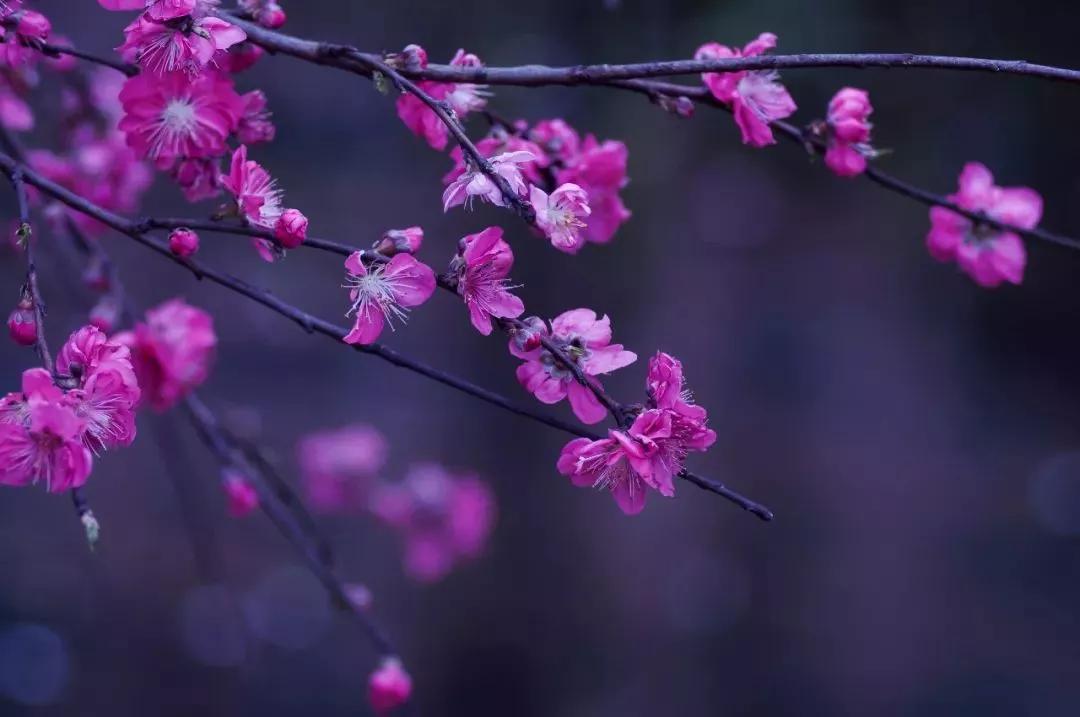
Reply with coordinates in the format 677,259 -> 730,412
442,150 -> 533,211
645,351 -> 717,453
219,42 -> 264,74
119,71 -> 242,169
11,9 -> 50,40
89,298 -> 120,334
0,77 -> 33,131
556,434 -> 649,515
367,658 -> 412,715
369,464 -> 497,583
56,326 -> 140,453
373,227 -> 423,256
223,470 -> 259,517
926,162 -> 1042,288
825,87 -> 873,178
239,0 -> 286,28
219,146 -> 285,259
451,226 -> 525,335
444,134 -> 548,187
118,14 -> 245,76
168,227 -> 200,257
44,34 -> 79,72
529,119 -> 581,163
510,309 -> 636,424
274,208 -> 307,248
342,252 -> 436,345
530,183 -> 591,253
554,134 -> 631,245
170,157 -> 221,201
235,90 -> 275,145
298,423 -> 387,513
695,33 -> 797,147
0,368 -> 93,493
7,299 -> 35,346
395,47 -> 489,150
115,298 -> 216,411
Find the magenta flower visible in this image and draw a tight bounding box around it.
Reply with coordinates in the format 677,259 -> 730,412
510,309 -> 636,424
369,464 -> 497,583
219,146 -> 294,260
368,658 -> 412,715
452,227 -> 525,336
57,325 -> 141,453
235,90 -> 275,145
115,298 -> 216,411
0,368 -> 93,493
556,432 -> 651,515
825,87 -> 874,177
442,150 -> 534,211
395,46 -> 489,151
119,70 -> 242,169
530,183 -> 591,253
444,134 -> 548,188
297,423 -> 388,514
927,162 -> 1042,288
168,227 -> 200,257
274,208 -> 308,248
695,33 -> 797,147
170,157 -> 221,201
118,13 -> 245,76
529,119 -> 581,163
553,133 -> 631,245
342,252 -> 436,345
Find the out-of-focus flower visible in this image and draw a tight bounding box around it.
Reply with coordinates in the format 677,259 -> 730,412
926,162 -> 1042,288
367,657 -> 412,715
223,469 -> 259,517
298,423 -> 388,513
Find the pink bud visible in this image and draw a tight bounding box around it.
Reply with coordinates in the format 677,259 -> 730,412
223,471 -> 259,518
274,209 -> 308,249
657,95 -> 694,118
257,3 -> 286,28
344,583 -> 373,612
89,298 -> 120,334
368,658 -> 412,715
7,301 -> 36,347
221,43 -> 264,74
401,44 -> 428,70
14,10 -> 51,41
168,228 -> 200,258
374,226 -> 423,256
512,316 -> 546,352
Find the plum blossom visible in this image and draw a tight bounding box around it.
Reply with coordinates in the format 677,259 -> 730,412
274,208 -> 307,248
235,90 -> 275,145
97,0 -> 199,22
342,252 -> 436,345
373,226 -> 423,256
450,227 -> 525,335
7,297 -> 35,346
0,368 -> 93,493
824,87 -> 874,177
926,162 -> 1042,288
695,33 -> 797,147
168,227 -> 199,257
442,150 -> 533,211
557,352 -> 715,514
510,309 -> 636,424
223,470 -> 259,517
298,423 -> 387,513
370,464 -> 496,583
55,326 -> 140,453
118,13 -> 245,76
239,0 -> 285,28
219,145 -> 298,260
170,157 -> 220,201
444,133 -> 548,187
367,658 -> 412,715
115,298 -> 216,410
119,70 -> 242,169
530,183 -> 591,253
395,46 -> 489,150
530,119 -> 581,163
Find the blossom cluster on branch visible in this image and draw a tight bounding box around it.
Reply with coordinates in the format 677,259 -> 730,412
0,0 -> 1074,712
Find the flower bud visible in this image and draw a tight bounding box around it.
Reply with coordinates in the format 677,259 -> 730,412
274,209 -> 308,249
368,658 -> 412,715
168,228 -> 200,258
14,10 -> 51,41
658,94 -> 694,118
223,470 -> 259,518
511,316 -> 546,352
256,2 -> 286,28
373,226 -> 423,256
8,299 -> 36,347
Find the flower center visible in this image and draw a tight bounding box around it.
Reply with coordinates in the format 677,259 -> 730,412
162,99 -> 197,132
345,268 -> 410,328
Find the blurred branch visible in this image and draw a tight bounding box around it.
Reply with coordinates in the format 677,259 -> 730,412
0,151 -> 773,520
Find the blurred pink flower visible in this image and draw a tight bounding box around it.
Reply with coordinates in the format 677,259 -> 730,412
370,464 -> 497,583
695,33 -> 797,147
510,309 -> 636,424
926,162 -> 1042,288
298,423 -> 388,513
223,470 -> 259,517
367,658 -> 412,715
115,298 -> 216,411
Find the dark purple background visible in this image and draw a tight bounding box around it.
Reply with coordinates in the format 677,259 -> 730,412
3,0 -> 1080,714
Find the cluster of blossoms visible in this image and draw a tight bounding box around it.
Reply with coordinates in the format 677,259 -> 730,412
0,326 -> 138,492
298,424 -> 497,583
98,0 -> 307,260
0,2 -> 65,132
557,352 -> 716,514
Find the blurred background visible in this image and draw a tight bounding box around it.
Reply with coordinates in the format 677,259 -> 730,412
3,0 -> 1080,714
